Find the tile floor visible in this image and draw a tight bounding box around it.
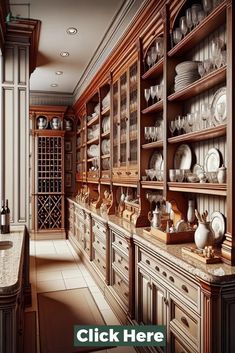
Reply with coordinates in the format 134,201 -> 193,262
27,237 -> 136,353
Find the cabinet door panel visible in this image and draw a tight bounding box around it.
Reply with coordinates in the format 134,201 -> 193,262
138,268 -> 151,324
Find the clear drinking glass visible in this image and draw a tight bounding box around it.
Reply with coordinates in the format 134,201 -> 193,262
144,88 -> 151,106
179,16 -> 188,37
155,38 -> 164,59
156,84 -> 163,101
173,28 -> 182,45
198,9 -> 206,23
211,40 -> 221,69
187,113 -> 194,132
151,46 -> 157,65
198,62 -> 206,77
150,85 -> 157,104
191,4 -> 202,28
202,0 -> 212,15
185,8 -> 193,32
146,53 -> 152,69
203,58 -> 212,74
169,120 -> 176,136
201,103 -> 209,129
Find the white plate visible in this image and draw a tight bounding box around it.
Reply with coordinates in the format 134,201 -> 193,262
174,144 -> 192,170
211,86 -> 227,125
175,61 -> 200,74
192,164 -> 204,176
101,139 -> 110,155
87,144 -> 99,158
204,148 -> 221,172
210,211 -> 225,244
149,151 -> 163,171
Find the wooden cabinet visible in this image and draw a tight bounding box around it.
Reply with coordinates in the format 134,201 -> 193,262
91,216 -> 108,281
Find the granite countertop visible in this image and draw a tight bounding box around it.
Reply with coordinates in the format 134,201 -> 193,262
68,197 -> 235,284
0,226 -> 26,294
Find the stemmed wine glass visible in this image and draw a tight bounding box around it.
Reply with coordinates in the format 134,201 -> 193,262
173,27 -> 182,45
185,8 -> 193,32
144,88 -> 151,106
149,126 -> 157,142
150,85 -> 157,104
187,113 -> 194,132
202,0 -> 212,15
144,127 -> 150,142
169,120 -> 176,137
201,103 -> 210,129
151,46 -> 157,66
203,58 -> 212,74
191,4 -> 202,28
198,62 -> 206,77
146,52 -> 152,70
179,16 -> 188,37
156,38 -> 164,59
156,84 -> 163,101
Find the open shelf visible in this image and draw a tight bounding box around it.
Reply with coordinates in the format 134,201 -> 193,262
142,100 -> 163,114
101,131 -> 110,138
168,124 -> 226,144
141,181 -> 164,190
142,57 -> 164,80
168,182 -> 227,196
168,1 -> 226,57
168,66 -> 226,102
101,106 -> 110,115
101,154 -> 110,159
87,157 -> 98,162
142,140 -> 163,149
87,115 -> 99,127
87,136 -> 99,145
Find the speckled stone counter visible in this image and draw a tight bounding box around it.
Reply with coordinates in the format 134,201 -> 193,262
68,197 -> 235,284
0,226 -> 26,294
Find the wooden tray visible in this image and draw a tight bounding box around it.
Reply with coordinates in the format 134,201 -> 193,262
182,246 -> 222,264
143,227 -> 194,244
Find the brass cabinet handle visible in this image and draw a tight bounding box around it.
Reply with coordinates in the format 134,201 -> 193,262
181,316 -> 189,327
97,225 -> 100,229
126,171 -> 131,175
97,240 -> 100,244
124,266 -> 128,271
102,265 -> 106,270
102,246 -> 105,251
146,259 -> 150,265
119,240 -> 122,245
118,280 -> 122,286
124,292 -> 128,297
182,284 -> 189,293
118,259 -> 122,264
162,271 -> 167,277
155,266 -> 160,272
169,276 -> 174,283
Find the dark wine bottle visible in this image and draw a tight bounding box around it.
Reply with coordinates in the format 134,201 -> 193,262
5,199 -> 10,233
1,200 -> 7,234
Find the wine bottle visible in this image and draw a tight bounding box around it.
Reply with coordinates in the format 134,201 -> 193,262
5,199 -> 10,233
1,200 -> 7,234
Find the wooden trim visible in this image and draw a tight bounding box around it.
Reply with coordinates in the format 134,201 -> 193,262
5,18 -> 41,74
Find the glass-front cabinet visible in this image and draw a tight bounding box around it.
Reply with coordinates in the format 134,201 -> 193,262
112,59 -> 139,184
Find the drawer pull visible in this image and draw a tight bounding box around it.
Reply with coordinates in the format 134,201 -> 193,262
102,246 -> 105,251
124,292 -> 128,297
169,276 -> 174,283
182,284 -> 189,293
97,225 -> 100,229
124,266 -> 128,271
118,259 -> 122,264
155,266 -> 160,271
181,316 -> 189,327
118,280 -> 122,286
97,240 -> 100,244
162,271 -> 167,277
146,259 -> 150,265
97,259 -> 100,263
102,265 -> 106,270
119,240 -> 123,246
126,171 -> 131,175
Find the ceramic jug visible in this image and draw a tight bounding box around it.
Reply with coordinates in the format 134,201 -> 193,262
217,165 -> 226,183
38,117 -> 46,129
51,117 -> 60,129
194,221 -> 214,249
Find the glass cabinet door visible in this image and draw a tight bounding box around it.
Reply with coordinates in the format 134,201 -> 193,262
120,72 -> 128,167
129,61 -> 138,165
113,81 -> 119,168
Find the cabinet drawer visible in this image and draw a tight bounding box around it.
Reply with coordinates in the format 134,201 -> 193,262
112,232 -> 129,255
139,249 -> 199,310
112,247 -> 129,278
112,168 -> 138,182
112,269 -> 129,307
93,235 -> 106,256
172,334 -> 197,353
170,299 -> 200,350
92,219 -> 107,239
93,248 -> 106,277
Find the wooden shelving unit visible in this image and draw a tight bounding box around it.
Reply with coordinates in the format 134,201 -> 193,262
168,125 -> 226,144
168,182 -> 227,196
142,99 -> 163,114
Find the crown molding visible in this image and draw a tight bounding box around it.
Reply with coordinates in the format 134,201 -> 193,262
30,91 -> 73,106
5,18 -> 41,74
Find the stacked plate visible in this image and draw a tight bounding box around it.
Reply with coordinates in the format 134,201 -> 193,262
174,61 -> 200,92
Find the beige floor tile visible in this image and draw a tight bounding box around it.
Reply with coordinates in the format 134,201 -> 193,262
36,279 -> 66,293
101,309 -> 121,325
85,275 -> 96,286
93,293 -> 111,310
36,270 -> 63,282
89,285 -> 102,295
64,277 -> 87,289
61,269 -> 83,279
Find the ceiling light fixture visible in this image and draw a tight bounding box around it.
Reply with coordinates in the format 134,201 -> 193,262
66,27 -> 78,35
60,51 -> 69,57
55,71 -> 63,75
51,84 -> 58,87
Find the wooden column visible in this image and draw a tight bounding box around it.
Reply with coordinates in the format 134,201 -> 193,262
221,0 -> 235,264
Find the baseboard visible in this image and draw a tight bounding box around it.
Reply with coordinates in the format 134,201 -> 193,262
30,231 -> 66,240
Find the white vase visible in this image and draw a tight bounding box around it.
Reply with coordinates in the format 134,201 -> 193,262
187,200 -> 195,223
194,221 -> 214,249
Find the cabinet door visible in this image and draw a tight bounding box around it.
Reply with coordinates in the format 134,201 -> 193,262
152,278 -> 167,353
112,80 -> 120,168
137,268 -> 152,324
128,61 -> 138,166
120,71 -> 128,167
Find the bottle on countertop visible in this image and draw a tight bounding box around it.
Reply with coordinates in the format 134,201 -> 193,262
1,200 -> 7,234
5,199 -> 10,233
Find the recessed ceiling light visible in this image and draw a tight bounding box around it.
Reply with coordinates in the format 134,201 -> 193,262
66,27 -> 78,35
51,83 -> 58,87
55,71 -> 63,75
60,51 -> 69,57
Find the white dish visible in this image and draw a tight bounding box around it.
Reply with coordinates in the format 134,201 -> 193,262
210,211 -> 225,244
87,144 -> 99,158
192,164 -> 204,176
175,61 -> 200,74
175,220 -> 188,232
174,144 -> 192,170
101,139 -> 110,155
204,148 -> 221,172
149,151 -> 163,171
211,86 -> 227,125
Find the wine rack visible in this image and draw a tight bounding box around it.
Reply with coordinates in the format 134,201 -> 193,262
34,132 -> 65,232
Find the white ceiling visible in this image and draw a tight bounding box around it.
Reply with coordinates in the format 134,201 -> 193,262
10,0 -> 138,95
